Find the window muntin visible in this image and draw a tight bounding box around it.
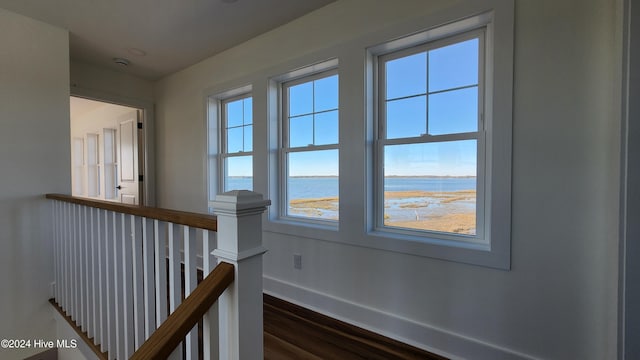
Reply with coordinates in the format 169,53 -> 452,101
377,30 -> 485,241
282,71 -> 339,222
221,94 -> 253,192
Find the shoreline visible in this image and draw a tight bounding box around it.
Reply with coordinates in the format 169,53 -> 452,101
227,176 -> 477,179
288,190 -> 476,234
288,189 -> 476,205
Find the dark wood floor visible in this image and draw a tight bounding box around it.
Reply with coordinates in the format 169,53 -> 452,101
52,295 -> 446,359
264,294 -> 447,360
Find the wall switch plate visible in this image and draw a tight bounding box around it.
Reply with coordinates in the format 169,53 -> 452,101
293,254 -> 302,269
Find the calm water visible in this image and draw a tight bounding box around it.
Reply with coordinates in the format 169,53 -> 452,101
226,176 -> 476,199
226,176 -> 476,223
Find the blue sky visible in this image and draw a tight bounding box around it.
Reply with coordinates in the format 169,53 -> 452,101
226,97 -> 252,153
225,38 -> 479,178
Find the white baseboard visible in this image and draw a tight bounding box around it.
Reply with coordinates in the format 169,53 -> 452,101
263,275 -> 539,360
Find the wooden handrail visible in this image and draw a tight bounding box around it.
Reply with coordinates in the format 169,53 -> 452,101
46,193 -> 217,231
130,261 -> 235,360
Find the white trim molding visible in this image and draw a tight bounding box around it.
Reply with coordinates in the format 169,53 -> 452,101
264,276 -> 539,360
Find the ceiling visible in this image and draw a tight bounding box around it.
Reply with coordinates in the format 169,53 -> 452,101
0,0 -> 335,80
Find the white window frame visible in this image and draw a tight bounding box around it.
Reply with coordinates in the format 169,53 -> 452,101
86,132 -> 101,198
376,29 -> 486,244
368,11 -> 512,269
206,84 -> 252,206
219,93 -> 254,193
278,66 -> 340,226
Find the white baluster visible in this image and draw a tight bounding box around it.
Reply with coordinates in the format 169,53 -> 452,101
168,222 -> 184,360
65,203 -> 71,316
132,215 -> 145,350
142,217 -> 156,339
64,202 -> 70,312
81,205 -> 89,333
77,205 -> 83,330
202,230 -> 219,360
119,215 -> 134,358
53,201 -> 61,304
106,210 -> 117,360
112,212 -> 126,360
72,204 -> 78,321
74,204 -> 80,323
184,226 -> 198,360
96,208 -> 107,352
154,220 -> 168,327
89,207 -> 98,340
52,201 -> 57,302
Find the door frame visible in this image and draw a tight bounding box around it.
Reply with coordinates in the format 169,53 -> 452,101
70,86 -> 155,207
619,0 -> 640,358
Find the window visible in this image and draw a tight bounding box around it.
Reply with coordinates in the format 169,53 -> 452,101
368,6 -> 516,264
103,128 -> 117,200
220,94 -> 253,192
218,5 -> 512,267
86,133 -> 100,197
281,70 -> 339,222
377,31 -> 484,242
207,86 -> 253,204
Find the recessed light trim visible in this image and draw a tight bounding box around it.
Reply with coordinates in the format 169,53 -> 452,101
113,57 -> 130,66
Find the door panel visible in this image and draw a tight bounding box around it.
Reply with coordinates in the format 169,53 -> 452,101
120,194 -> 137,205
120,119 -> 136,181
117,113 -> 139,205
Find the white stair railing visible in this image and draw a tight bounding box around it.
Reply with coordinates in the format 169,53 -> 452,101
47,191 -> 269,360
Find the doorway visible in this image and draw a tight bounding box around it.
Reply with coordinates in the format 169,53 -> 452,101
70,96 -> 145,205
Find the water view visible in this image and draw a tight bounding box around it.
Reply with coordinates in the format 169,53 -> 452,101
226,176 -> 476,234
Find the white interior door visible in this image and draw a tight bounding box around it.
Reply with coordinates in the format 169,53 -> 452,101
116,111 -> 139,205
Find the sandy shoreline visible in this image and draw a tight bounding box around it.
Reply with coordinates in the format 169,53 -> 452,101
385,213 -> 475,234
288,190 -> 476,234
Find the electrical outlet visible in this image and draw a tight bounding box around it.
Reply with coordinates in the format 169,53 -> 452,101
293,254 -> 302,270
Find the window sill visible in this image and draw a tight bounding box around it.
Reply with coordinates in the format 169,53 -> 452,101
360,229 -> 508,270
264,217 -> 339,243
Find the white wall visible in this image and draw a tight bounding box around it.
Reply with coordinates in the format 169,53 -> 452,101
52,311 -> 93,360
153,0 -> 622,358
0,8 -> 70,360
70,60 -> 154,105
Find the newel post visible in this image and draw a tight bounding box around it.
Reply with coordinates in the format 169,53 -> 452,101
211,190 -> 270,360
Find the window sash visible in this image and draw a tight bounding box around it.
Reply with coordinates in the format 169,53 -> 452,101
282,69 -> 339,151
374,28 -> 487,243
280,148 -> 339,222
280,70 -> 340,223
221,93 -> 252,153
219,93 -> 253,193
220,153 -> 253,192
377,29 -> 485,140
